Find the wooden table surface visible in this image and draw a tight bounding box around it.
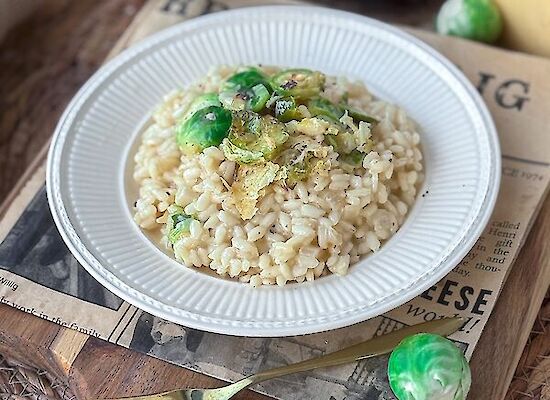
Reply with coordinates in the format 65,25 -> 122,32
0,0 -> 442,202
1,1 -> 548,399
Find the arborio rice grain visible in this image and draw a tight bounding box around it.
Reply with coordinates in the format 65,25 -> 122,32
133,66 -> 423,286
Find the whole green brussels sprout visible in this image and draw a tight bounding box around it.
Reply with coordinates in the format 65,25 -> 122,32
436,0 -> 502,44
388,333 -> 471,400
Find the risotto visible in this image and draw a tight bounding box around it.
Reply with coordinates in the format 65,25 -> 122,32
133,66 -> 423,286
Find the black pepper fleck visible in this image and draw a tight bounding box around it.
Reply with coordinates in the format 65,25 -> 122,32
281,79 -> 298,90
236,92 -> 250,100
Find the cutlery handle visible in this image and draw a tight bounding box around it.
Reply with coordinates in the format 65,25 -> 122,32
249,317 -> 463,384
102,318 -> 462,400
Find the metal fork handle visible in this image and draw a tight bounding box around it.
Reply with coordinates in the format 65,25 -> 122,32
109,317 -> 463,400
249,317 -> 462,385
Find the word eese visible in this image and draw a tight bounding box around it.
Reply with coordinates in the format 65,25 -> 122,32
421,280 -> 492,315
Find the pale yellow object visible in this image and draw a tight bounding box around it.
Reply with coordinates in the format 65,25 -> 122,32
495,0 -> 550,58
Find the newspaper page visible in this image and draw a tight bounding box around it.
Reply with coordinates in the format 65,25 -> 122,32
1,1 -> 550,399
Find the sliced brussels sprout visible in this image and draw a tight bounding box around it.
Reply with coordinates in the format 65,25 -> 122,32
286,155 -> 330,186
316,114 -> 346,129
248,84 -> 271,112
182,93 -> 221,121
229,111 -> 289,161
340,103 -> 378,124
226,68 -> 271,89
287,155 -> 313,186
220,138 -> 265,164
168,208 -> 194,244
176,105 -> 232,154
274,97 -> 305,122
307,97 -> 344,121
338,149 -> 365,167
220,68 -> 272,112
271,69 -> 326,100
341,91 -> 349,103
323,131 -> 357,154
278,142 -> 325,186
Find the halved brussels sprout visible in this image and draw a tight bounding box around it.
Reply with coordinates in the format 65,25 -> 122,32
176,106 -> 232,154
226,68 -> 270,89
228,110 -> 289,162
182,93 -> 221,121
220,68 -> 272,112
271,69 -> 326,100
220,138 -> 265,164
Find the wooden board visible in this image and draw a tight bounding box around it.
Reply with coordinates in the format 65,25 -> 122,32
0,1 -> 549,399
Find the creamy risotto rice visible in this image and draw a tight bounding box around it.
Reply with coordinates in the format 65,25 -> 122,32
133,66 -> 423,286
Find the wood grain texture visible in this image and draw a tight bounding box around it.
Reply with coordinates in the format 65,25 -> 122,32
0,0 -> 442,201
0,305 -> 269,399
0,0 -> 145,199
470,190 -> 550,400
70,337 -> 269,399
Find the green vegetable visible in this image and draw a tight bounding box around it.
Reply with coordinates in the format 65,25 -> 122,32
182,93 -> 221,121
324,131 -> 357,154
341,91 -> 349,103
307,97 -> 343,121
220,138 -> 265,164
248,84 -> 271,112
307,97 -> 377,125
220,68 -> 272,112
271,69 -> 326,100
232,162 -> 281,220
436,0 -> 502,44
228,111 -> 289,161
176,106 -> 232,154
388,333 -> 471,400
226,68 -> 271,89
278,144 -> 327,186
339,149 -> 365,167
168,209 -> 194,244
341,104 -> 378,124
274,97 -> 305,122
287,155 -> 313,186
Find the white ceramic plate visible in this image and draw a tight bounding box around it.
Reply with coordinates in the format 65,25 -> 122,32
47,6 -> 500,336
